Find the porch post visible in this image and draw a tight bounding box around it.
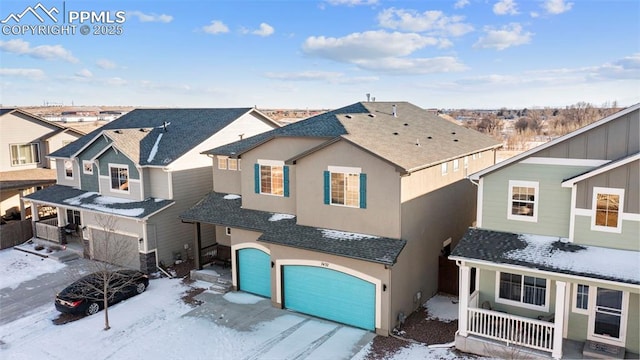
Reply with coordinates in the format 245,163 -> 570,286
195,222 -> 202,270
30,203 -> 39,237
458,263 -> 470,337
552,281 -> 567,359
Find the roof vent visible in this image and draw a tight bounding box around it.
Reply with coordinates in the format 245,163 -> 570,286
453,139 -> 459,142
404,123 -> 408,126
163,121 -> 169,132
392,104 -> 397,117
366,93 -> 371,102
345,114 -> 352,119
427,136 -> 433,139
451,131 -> 456,135
139,128 -> 147,132
368,113 -> 375,118
416,139 -> 420,146
114,130 -> 122,134
393,132 -> 398,135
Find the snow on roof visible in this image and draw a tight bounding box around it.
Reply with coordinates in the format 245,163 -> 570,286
64,192 -> 144,217
223,194 -> 241,200
82,203 -> 145,217
319,229 -> 379,241
505,234 -> 640,284
268,213 -> 295,222
94,196 -> 137,205
64,191 -> 96,205
146,133 -> 163,163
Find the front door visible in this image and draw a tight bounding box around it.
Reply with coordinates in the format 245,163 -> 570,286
588,287 -> 628,346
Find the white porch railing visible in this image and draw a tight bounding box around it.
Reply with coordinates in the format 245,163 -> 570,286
35,218 -> 61,242
467,307 -> 555,353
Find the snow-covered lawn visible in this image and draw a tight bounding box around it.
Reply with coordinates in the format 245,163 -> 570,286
0,249 -> 469,359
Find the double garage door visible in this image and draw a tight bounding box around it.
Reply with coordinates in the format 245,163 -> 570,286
236,249 -> 376,331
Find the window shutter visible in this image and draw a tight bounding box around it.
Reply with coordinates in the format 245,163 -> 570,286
283,166 -> 290,197
254,164 -> 260,194
323,171 -> 330,204
359,173 -> 367,209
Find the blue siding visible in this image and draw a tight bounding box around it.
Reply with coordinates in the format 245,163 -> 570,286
238,248 -> 271,298
283,266 -> 375,330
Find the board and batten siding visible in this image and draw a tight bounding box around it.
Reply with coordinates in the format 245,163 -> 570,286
481,162 -> 593,237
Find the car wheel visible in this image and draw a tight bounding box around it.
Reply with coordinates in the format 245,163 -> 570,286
135,282 -> 146,294
86,302 -> 100,316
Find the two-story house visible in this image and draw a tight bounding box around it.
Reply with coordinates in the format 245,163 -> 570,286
0,109 -> 84,221
450,104 -> 639,359
180,101 -> 502,335
24,108 -> 279,272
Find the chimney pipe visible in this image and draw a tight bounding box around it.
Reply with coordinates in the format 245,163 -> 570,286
392,104 -> 397,117
366,93 -> 371,102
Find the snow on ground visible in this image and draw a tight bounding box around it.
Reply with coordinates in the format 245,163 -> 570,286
223,292 -> 264,304
0,250 -> 66,290
424,293 -> 459,323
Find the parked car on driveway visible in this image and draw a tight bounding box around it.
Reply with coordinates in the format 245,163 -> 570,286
55,270 -> 149,316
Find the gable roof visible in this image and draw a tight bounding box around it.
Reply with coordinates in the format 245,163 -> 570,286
561,153 -> 640,187
0,108 -> 85,136
204,102 -> 501,173
49,108 -> 277,167
180,192 -> 406,265
469,103 -> 640,181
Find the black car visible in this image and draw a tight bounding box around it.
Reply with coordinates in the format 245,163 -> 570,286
55,269 -> 149,316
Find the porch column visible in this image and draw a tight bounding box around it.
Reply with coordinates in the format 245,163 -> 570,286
195,223 -> 202,270
19,189 -> 26,220
30,203 -> 39,237
458,263 -> 470,337
552,281 -> 567,359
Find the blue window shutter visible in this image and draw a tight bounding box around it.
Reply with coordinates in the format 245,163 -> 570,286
359,173 -> 367,209
254,164 -> 260,194
283,166 -> 290,197
323,171 -> 330,204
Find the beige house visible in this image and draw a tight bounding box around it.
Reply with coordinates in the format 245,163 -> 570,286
24,108 -> 279,272
451,104 -> 640,358
181,101 -> 502,335
0,108 -> 84,220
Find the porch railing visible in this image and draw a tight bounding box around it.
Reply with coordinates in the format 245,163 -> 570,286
467,307 -> 554,353
34,218 -> 62,242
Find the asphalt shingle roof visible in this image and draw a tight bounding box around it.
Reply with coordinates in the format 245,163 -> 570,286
180,192 -> 406,265
49,108 -> 254,166
451,227 -> 640,285
24,185 -> 174,219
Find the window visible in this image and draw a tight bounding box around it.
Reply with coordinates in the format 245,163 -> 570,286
472,153 -> 477,160
225,227 -> 231,236
508,180 -> 538,222
324,166 -> 366,208
218,157 -> 227,170
110,165 -> 129,192
10,143 -> 40,165
83,160 -> 93,174
497,271 -> 548,310
64,160 -> 73,179
66,209 -> 81,225
453,159 -> 460,172
255,160 -> 285,196
592,187 -> 624,232
441,162 -> 448,175
573,283 -> 589,314
464,156 -> 469,169
228,158 -> 238,171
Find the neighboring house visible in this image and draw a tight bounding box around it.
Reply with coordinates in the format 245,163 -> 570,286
450,104 -> 639,359
24,108 -> 279,272
180,101 -> 502,335
0,108 -> 84,220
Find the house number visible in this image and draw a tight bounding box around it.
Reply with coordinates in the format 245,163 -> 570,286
320,262 -> 329,267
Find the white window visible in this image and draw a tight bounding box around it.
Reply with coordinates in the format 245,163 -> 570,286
464,156 -> 469,169
109,164 -> 129,192
218,157 -> 227,170
64,160 -> 74,179
573,283 -> 589,314
453,159 -> 460,172
591,187 -> 624,233
496,271 -> 549,310
259,161 -> 284,196
330,171 -> 360,207
82,160 -> 93,175
228,158 -> 238,171
472,153 -> 477,160
508,180 -> 539,222
441,162 -> 448,175
10,143 -> 40,166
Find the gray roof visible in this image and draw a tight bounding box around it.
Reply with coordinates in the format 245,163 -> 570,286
0,109 -> 14,116
180,192 -> 406,265
204,102 -> 501,173
451,227 -> 640,285
49,108 -> 261,166
24,185 -> 174,219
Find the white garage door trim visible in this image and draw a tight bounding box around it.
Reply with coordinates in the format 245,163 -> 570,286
231,243 -> 271,288
275,259 -> 382,329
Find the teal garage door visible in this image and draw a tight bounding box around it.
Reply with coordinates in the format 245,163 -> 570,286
237,248 -> 271,298
283,265 -> 375,330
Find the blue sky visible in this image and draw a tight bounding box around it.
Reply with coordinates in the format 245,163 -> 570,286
1,0 -> 638,109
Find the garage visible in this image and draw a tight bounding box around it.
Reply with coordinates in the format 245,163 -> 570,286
237,248 -> 271,298
283,265 -> 375,330
90,229 -> 140,270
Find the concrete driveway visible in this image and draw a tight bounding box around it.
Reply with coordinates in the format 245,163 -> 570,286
186,291 -> 375,360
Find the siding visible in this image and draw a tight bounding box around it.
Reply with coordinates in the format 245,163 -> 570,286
212,161 -> 242,195
97,147 -> 142,201
144,167 -> 172,199
1,112 -> 57,171
575,160 -> 639,213
573,216 -> 640,250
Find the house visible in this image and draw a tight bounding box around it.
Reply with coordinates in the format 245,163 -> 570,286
450,104 -> 639,358
0,108 -> 84,221
24,108 -> 279,272
180,101 -> 502,335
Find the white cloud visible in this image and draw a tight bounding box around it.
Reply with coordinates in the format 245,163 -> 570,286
0,39 -> 78,63
75,69 -> 93,78
493,0 -> 519,15
202,20 -> 229,34
454,0 -> 470,9
0,68 -> 45,80
252,23 -> 275,37
355,56 -> 468,74
265,71 -> 343,81
127,11 -> 173,23
325,0 -> 378,6
96,59 -> 117,69
530,11 -> 540,18
302,30 -> 438,62
473,23 -> 532,50
377,8 -> 473,36
542,0 -> 573,14
106,77 -> 127,86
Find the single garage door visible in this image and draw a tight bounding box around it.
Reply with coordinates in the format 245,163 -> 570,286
90,229 -> 140,270
237,248 -> 271,298
283,265 -> 375,330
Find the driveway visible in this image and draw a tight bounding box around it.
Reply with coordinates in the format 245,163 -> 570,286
186,291 -> 376,360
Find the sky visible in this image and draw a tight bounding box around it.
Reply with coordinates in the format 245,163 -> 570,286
0,0 -> 638,110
